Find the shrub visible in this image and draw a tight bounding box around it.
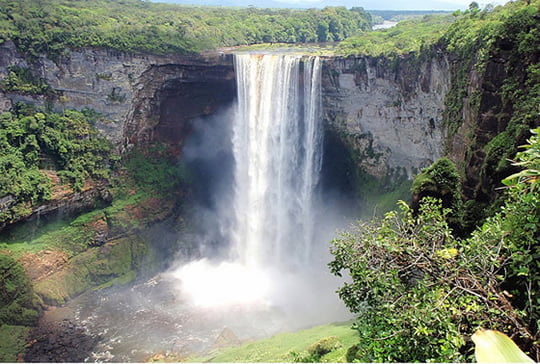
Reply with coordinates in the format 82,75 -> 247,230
329,129 -> 540,361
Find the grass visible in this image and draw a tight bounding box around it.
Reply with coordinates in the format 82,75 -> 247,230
190,321 -> 358,363
0,325 -> 30,362
0,218 -> 95,259
363,178 -> 413,217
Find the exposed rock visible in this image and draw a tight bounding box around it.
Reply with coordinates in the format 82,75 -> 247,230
125,61 -> 236,148
212,327 -> 242,349
0,195 -> 15,212
25,318 -> 100,363
20,250 -> 69,282
25,172 -> 107,226
0,41 -> 235,148
322,53 -> 451,179
89,217 -> 109,246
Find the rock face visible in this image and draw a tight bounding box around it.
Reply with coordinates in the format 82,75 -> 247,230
1,41 -> 452,186
321,53 -> 451,179
0,41 -> 235,148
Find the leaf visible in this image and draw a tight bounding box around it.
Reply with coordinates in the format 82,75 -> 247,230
472,329 -> 534,363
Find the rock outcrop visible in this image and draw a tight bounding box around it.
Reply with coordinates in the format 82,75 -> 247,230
321,52 -> 451,179
0,41 -> 235,148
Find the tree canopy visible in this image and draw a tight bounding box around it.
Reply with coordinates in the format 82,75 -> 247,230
0,104 -> 113,225
0,0 -> 372,57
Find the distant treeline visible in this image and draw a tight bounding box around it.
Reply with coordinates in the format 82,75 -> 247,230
368,10 -> 453,21
0,0 -> 372,57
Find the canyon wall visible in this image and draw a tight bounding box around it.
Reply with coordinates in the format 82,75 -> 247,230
0,41 -> 236,148
0,42 -> 450,179
321,53 -> 451,180
0,42 -> 455,218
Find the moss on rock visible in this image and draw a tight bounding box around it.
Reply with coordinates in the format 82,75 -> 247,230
0,254 -> 41,326
33,235 -> 157,305
0,325 -> 30,362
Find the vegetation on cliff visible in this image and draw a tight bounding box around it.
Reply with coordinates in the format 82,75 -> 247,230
0,254 -> 41,326
442,0 -> 540,227
0,104 -> 114,225
337,13 -> 456,56
0,137 -> 188,359
329,2 -> 539,360
0,0 -> 371,57
0,141 -> 186,301
330,128 -> 540,362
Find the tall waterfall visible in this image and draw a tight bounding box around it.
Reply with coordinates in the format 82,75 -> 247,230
231,53 -> 323,268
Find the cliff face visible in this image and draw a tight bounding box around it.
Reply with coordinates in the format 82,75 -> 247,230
0,41 -> 450,180
321,53 -> 451,180
0,41 -> 235,148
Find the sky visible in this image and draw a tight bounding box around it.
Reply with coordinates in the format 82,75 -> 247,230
154,0 -> 511,10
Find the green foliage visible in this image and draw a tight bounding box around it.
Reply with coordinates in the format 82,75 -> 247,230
123,144 -> 185,193
0,0 -> 372,57
494,130 -> 540,340
330,199 -> 471,362
330,129 -> 540,361
0,104 -> 113,224
305,336 -> 342,361
411,157 -> 464,231
337,14 -> 456,56
0,65 -> 50,95
0,325 -> 30,362
503,128 -> 540,187
0,254 -> 41,326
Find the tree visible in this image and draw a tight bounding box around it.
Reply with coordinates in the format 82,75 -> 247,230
329,128 -> 540,362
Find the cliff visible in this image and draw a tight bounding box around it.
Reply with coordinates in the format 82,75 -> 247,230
0,41 -> 451,183
0,41 -> 236,148
322,52 -> 450,180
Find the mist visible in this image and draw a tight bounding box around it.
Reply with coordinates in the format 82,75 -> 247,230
33,53 -> 359,362
165,53 -> 355,336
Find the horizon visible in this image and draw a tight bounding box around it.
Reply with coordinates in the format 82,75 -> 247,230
150,0 -> 510,11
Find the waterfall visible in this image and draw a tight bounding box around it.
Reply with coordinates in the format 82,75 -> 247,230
231,53 -> 323,268
171,53 -> 349,317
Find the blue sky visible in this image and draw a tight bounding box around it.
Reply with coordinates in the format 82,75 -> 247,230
154,0 -> 510,10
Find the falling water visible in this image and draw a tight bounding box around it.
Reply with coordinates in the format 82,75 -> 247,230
32,53 -> 342,363
231,53 -> 323,268
171,52 -> 332,311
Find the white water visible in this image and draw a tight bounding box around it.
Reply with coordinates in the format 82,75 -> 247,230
170,53 -> 347,320
231,53 -> 323,268
40,53 -> 346,363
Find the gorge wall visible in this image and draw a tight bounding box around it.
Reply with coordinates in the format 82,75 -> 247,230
0,42 -> 450,185
321,53 -> 450,181
0,41 -> 236,149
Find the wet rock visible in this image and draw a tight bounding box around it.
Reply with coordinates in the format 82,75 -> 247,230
24,319 -> 100,363
212,327 -> 241,350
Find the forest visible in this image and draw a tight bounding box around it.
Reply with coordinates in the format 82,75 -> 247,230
0,0 -> 371,57
0,0 -> 539,362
